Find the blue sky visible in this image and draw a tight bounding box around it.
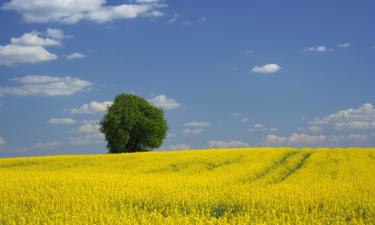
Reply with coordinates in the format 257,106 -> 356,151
0,0 -> 374,157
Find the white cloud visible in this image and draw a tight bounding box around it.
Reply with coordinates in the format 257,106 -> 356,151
70,121 -> 104,145
0,44 -> 57,65
32,141 -> 61,150
231,112 -> 243,117
243,118 -> 250,123
254,123 -> 264,128
168,13 -> 179,24
69,133 -> 104,145
303,45 -> 331,53
2,0 -> 166,24
66,52 -> 85,60
73,123 -> 100,134
288,133 -> 326,144
11,31 -> 61,46
251,64 -> 280,74
264,133 -> 326,145
207,140 -> 249,148
183,121 -> 211,128
248,123 -> 265,131
263,134 -> 287,144
183,121 -> 211,135
0,75 -> 91,96
329,134 -> 368,143
167,144 -> 191,150
182,128 -> 203,135
309,103 -> 375,130
197,17 -> 207,23
148,95 -> 180,110
70,101 -> 112,114
263,133 -> 371,146
46,28 -> 68,39
244,49 -> 254,54
337,43 -> 351,48
0,29 -> 71,65
48,118 -> 76,125
248,123 -> 277,132
308,125 -> 323,132
0,137 -> 5,146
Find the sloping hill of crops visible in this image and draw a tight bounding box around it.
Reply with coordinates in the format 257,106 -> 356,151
0,148 -> 374,224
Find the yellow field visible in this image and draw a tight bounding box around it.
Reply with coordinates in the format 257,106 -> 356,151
0,148 -> 374,225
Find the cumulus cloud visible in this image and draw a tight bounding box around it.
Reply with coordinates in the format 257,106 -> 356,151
0,137 -> 5,146
303,45 -> 331,53
2,0 -> 166,24
0,44 -> 57,65
337,43 -> 351,48
70,121 -> 104,145
251,64 -> 280,74
66,52 -> 85,60
167,144 -> 191,150
0,29 -> 70,65
148,95 -> 180,110
48,118 -> 76,125
309,103 -> 375,130
11,32 -> 61,46
73,123 -> 101,134
0,75 -> 92,96
46,28 -> 68,39
207,140 -> 249,148
70,101 -> 112,114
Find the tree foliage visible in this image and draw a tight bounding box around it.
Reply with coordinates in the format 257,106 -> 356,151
100,93 -> 168,153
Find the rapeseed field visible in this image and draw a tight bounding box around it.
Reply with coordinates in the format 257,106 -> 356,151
0,148 -> 374,224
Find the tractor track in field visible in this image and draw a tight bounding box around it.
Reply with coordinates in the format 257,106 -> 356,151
270,152 -> 312,184
241,151 -> 299,183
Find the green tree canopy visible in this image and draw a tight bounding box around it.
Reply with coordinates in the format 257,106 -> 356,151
100,93 -> 168,153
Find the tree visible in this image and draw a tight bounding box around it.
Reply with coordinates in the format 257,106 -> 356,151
100,93 -> 168,153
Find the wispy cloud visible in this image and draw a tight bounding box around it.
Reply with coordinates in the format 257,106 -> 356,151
207,140 -> 249,148
337,43 -> 351,48
303,45 -> 331,53
0,137 -> 5,146
0,75 -> 92,96
168,13 -> 179,24
263,133 -> 371,146
167,144 -> 191,150
183,121 -> 211,128
48,118 -> 76,125
2,0 -> 167,24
